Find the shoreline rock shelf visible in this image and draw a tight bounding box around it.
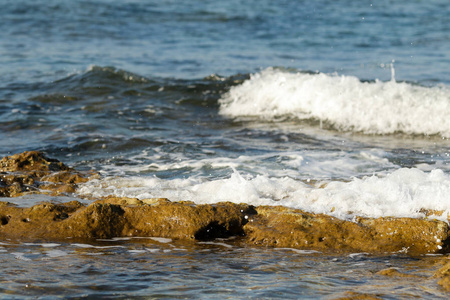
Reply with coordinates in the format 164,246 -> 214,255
0,151 -> 95,197
0,197 -> 448,255
1,151 -> 449,255
1,151 -> 450,291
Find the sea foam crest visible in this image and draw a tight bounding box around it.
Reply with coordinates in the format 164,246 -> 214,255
78,168 -> 450,222
219,68 -> 450,136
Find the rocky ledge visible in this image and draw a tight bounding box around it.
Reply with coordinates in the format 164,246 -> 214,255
0,151 -> 95,196
1,151 -> 450,290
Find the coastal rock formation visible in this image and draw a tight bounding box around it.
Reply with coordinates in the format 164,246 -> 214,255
0,197 -> 250,240
0,151 -> 449,257
0,196 -> 448,255
335,292 -> 382,300
244,206 -> 449,255
0,151 -> 94,197
434,260 -> 450,291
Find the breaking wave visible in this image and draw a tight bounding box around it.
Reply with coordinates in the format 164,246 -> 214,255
219,68 -> 450,136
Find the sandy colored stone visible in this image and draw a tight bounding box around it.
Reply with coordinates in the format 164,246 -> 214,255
334,292 -> 382,300
433,260 -> 450,291
94,196 -> 171,206
376,268 -> 421,278
0,197 -> 251,241
1,151 -> 450,256
243,206 -> 449,255
0,151 -> 95,197
0,150 -> 69,173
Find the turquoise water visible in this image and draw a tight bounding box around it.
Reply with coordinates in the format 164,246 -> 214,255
1,0 -> 450,298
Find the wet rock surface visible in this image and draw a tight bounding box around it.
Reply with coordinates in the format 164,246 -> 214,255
0,197 -> 250,241
1,151 -> 450,292
1,151 -> 449,255
434,260 -> 450,291
244,206 -> 449,255
0,151 -> 95,197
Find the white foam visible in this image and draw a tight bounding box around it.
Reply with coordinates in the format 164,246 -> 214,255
197,242 -> 234,248
145,248 -> 160,253
72,243 -> 125,249
46,250 -> 69,258
129,249 -> 147,254
78,168 -> 450,222
94,147 -> 395,182
23,243 -> 61,248
149,237 -> 172,244
11,252 -> 32,261
219,68 -> 450,136
274,248 -> 320,254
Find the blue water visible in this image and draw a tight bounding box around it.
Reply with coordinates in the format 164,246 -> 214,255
1,0 -> 450,298
1,0 -> 449,84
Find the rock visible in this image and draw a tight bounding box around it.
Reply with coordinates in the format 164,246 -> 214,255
1,151 -> 450,256
0,150 -> 69,173
334,292 -> 382,300
1,196 -> 448,255
0,151 -> 95,197
433,260 -> 450,291
376,268 -> 421,278
0,197 -> 252,241
243,206 -> 449,255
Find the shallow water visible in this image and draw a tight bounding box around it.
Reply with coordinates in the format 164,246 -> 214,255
0,238 -> 448,299
2,0 -> 450,298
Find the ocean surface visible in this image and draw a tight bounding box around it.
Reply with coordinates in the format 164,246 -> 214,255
1,0 -> 450,298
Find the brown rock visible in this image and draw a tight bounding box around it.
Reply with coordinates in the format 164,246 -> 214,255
433,260 -> 450,291
334,292 -> 382,300
0,150 -> 69,173
1,151 -> 450,256
243,206 -> 449,255
376,268 -> 421,278
0,151 -> 95,197
0,197 -> 251,241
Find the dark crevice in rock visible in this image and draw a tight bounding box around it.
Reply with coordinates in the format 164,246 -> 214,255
0,215 -> 10,225
195,221 -> 231,241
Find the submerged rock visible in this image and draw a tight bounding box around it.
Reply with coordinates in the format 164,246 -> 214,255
434,260 -> 450,291
376,268 -> 422,278
335,292 -> 383,300
0,151 -> 95,197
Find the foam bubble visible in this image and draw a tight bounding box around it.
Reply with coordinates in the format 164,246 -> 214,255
219,68 -> 450,136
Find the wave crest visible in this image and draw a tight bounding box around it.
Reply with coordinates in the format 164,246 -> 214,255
219,68 -> 450,136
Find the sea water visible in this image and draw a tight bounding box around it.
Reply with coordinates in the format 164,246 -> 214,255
1,0 -> 450,298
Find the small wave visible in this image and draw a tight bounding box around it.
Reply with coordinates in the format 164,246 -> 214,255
81,65 -> 151,84
219,68 -> 450,137
28,66 -> 238,108
53,65 -> 157,95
